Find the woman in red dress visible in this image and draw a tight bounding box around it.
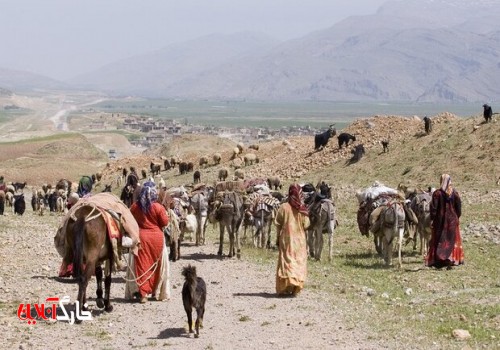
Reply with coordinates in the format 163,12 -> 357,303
130,181 -> 170,302
426,174 -> 464,269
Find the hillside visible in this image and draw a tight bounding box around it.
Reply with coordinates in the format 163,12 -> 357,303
0,113 -> 498,349
1,113 -> 498,218
0,133 -> 108,184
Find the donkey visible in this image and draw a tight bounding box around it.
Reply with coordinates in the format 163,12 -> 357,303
190,191 -> 208,246
252,195 -> 280,249
210,191 -> 244,258
307,183 -> 336,261
372,200 -> 405,267
64,205 -> 114,321
411,193 -> 432,256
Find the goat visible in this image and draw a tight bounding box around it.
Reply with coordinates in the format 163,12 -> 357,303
314,125 -> 336,150
14,194 -> 26,215
483,104 -> 493,123
423,116 -> 432,134
381,140 -> 389,153
349,144 -> 366,163
150,162 -> 161,176
338,133 -> 356,149
193,171 -> 201,184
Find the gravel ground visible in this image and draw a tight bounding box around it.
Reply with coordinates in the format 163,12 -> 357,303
0,212 -> 387,350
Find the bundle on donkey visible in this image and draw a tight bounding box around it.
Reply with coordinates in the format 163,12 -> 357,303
356,182 -> 407,267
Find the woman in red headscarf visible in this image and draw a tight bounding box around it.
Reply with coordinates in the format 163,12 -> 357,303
274,183 -> 310,296
426,174 -> 464,269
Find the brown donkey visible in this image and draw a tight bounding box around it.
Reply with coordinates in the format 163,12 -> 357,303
64,205 -> 114,322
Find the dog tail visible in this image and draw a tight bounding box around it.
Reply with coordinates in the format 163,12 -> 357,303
182,265 -> 198,299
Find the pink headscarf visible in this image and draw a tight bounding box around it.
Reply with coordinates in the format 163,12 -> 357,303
288,184 -> 309,216
440,174 -> 453,196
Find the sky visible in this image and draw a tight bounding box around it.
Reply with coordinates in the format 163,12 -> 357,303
0,0 -> 390,80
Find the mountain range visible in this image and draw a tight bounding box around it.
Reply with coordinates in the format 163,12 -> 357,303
1,0 -> 500,102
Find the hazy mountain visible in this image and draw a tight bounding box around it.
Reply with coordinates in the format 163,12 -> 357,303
162,0 -> 500,102
4,0 -> 500,102
0,68 -> 67,92
68,32 -> 280,96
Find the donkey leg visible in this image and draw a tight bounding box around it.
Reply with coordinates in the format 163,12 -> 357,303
228,227 -> 235,258
194,310 -> 201,338
104,270 -> 113,312
328,231 -> 333,262
236,220 -> 242,259
266,218 -> 272,249
398,227 -> 404,268
385,233 -> 394,266
307,229 -> 314,258
316,230 -> 323,261
186,308 -> 194,334
76,263 -> 94,324
217,225 -> 224,256
95,265 -> 105,309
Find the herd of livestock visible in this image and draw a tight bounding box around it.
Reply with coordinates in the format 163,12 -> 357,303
0,156 -> 433,270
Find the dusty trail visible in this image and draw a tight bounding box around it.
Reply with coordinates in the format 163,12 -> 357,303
0,213 -> 383,350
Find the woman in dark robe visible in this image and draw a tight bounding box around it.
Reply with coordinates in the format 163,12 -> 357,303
426,174 -> 464,269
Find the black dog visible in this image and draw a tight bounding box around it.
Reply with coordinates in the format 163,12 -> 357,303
182,265 -> 206,338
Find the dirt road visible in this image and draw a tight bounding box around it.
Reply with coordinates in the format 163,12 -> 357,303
0,213 -> 384,350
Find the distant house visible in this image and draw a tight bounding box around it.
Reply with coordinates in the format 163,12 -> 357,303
108,149 -> 117,159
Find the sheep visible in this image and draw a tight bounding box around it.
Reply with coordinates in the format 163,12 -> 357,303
56,196 -> 65,213
218,168 -> 229,181
248,144 -> 259,151
338,133 -> 356,149
187,162 -> 194,172
231,147 -> 240,160
158,177 -> 166,189
231,157 -> 243,170
267,176 -> 282,190
199,156 -> 209,168
244,153 -> 259,166
237,142 -> 244,153
314,125 -> 336,150
234,169 -> 245,180
179,213 -> 197,243
213,153 -> 222,165
141,168 -> 148,179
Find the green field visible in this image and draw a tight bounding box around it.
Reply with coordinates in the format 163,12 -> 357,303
90,99 -> 483,128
